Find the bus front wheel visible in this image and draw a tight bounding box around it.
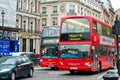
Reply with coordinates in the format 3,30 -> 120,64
98,63 -> 101,73
112,60 -> 116,69
69,70 -> 75,74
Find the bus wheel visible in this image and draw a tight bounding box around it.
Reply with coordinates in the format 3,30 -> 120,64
112,60 -> 115,69
51,67 -> 58,70
97,63 -> 101,73
69,70 -> 75,74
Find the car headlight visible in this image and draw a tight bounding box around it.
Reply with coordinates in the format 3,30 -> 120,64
0,69 -> 11,72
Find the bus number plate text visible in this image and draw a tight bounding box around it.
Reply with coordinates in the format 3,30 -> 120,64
70,67 -> 78,70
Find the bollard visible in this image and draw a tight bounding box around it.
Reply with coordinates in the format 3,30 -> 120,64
102,70 -> 119,80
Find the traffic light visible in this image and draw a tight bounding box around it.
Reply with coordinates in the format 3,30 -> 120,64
117,19 -> 120,34
112,24 -> 117,34
112,15 -> 120,35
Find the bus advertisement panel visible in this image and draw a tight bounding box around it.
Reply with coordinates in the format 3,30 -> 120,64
40,26 -> 60,69
58,16 -> 116,73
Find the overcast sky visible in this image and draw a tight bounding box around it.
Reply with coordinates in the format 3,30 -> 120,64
111,0 -> 120,10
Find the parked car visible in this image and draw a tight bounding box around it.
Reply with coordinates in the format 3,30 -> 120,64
0,56 -> 34,80
11,52 -> 39,65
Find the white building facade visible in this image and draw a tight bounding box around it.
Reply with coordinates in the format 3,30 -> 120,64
40,0 -> 103,28
16,0 -> 41,54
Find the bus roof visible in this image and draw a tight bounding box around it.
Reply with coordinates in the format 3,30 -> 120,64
61,16 -> 112,28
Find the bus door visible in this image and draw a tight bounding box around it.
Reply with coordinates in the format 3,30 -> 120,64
108,48 -> 113,67
92,46 -> 98,71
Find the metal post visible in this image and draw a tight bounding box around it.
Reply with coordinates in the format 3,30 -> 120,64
1,10 -> 5,56
116,35 -> 119,57
116,34 -> 120,76
115,16 -> 120,76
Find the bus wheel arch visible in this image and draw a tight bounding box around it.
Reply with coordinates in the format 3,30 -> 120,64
112,59 -> 116,68
98,61 -> 102,72
69,70 -> 75,74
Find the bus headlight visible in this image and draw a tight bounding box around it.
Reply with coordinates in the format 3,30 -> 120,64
40,59 -> 43,62
84,62 -> 92,67
59,62 -> 64,66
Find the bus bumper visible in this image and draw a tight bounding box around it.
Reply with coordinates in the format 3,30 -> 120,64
40,62 -> 58,67
58,66 -> 93,72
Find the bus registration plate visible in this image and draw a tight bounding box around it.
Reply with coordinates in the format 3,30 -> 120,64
70,67 -> 78,70
48,64 -> 53,67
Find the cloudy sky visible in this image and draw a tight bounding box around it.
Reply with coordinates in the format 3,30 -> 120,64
111,0 -> 120,10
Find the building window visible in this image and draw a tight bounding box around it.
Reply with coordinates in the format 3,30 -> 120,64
30,2 -> 34,13
42,18 -> 47,26
53,6 -> 57,13
23,0 -> 27,11
81,8 -> 83,15
89,11 -> 91,15
16,19 -> 19,28
12,32 -> 16,39
93,13 -> 94,17
23,21 -> 26,32
30,39 -> 33,52
84,9 -> 86,15
30,22 -> 33,33
42,7 -> 46,14
87,10 -> 89,15
53,17 -> 58,25
69,5 -> 75,12
22,38 -> 26,52
16,0 -> 19,10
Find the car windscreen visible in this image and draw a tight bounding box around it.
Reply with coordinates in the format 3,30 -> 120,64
0,57 -> 16,65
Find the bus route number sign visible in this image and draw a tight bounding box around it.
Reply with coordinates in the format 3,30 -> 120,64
60,33 -> 90,41
68,34 -> 83,40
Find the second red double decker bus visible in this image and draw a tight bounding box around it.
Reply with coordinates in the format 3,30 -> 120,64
58,16 -> 116,73
40,26 -> 60,69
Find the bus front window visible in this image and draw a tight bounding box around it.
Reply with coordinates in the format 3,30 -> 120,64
62,18 -> 90,33
42,47 -> 58,58
60,44 -> 90,58
60,18 -> 90,41
42,27 -> 60,37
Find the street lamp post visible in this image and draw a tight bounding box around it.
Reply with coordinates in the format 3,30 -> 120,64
1,10 -> 5,56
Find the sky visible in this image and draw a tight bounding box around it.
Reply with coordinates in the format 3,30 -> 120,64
111,0 -> 120,10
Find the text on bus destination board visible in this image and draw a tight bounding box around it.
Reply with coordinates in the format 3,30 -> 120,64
68,33 -> 83,40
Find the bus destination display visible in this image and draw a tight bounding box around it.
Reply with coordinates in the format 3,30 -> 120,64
60,33 -> 90,41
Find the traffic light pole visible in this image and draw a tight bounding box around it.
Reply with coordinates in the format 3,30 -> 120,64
116,34 -> 120,76
112,15 -> 120,76
116,34 -> 119,57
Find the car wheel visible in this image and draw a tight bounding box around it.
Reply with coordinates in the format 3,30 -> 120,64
28,68 -> 33,77
10,72 -> 16,80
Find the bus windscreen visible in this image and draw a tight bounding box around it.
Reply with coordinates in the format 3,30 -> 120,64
60,18 -> 90,41
42,27 -> 60,37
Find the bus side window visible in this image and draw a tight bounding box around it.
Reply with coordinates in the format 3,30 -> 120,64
111,48 -> 117,56
108,49 -> 112,56
93,22 -> 97,33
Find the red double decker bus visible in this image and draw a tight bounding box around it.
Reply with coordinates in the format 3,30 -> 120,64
58,16 -> 116,73
40,26 -> 60,69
